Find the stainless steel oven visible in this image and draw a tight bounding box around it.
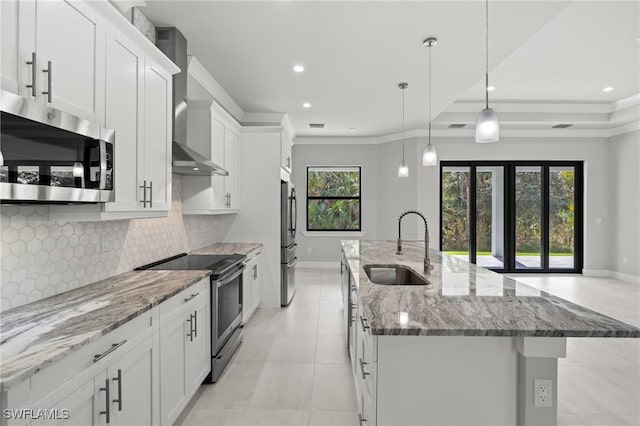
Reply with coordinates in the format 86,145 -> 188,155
210,263 -> 244,382
0,90 -> 114,203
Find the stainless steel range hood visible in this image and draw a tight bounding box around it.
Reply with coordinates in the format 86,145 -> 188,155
156,27 -> 228,176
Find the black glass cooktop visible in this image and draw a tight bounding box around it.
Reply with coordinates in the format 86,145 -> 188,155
136,253 -> 246,278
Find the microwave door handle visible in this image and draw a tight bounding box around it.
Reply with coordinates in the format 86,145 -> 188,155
99,140 -> 107,190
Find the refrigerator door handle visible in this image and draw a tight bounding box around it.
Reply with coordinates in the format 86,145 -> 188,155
291,187 -> 297,236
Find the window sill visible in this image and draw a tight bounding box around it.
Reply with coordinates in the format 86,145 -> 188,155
301,231 -> 367,238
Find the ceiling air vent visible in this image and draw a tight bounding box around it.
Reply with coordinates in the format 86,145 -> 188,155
448,123 -> 466,128
309,123 -> 325,129
552,124 -> 573,129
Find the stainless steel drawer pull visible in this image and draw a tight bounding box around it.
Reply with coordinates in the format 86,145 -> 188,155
184,292 -> 199,303
26,52 -> 36,97
99,379 -> 110,424
360,316 -> 370,331
42,61 -> 52,103
112,368 -> 123,411
359,413 -> 367,425
94,340 -> 127,363
359,358 -> 370,380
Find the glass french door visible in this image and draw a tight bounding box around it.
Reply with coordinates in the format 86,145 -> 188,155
440,161 -> 583,273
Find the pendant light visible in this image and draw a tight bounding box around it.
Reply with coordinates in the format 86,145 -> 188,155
475,0 -> 499,143
397,82 -> 409,177
422,37 -> 437,166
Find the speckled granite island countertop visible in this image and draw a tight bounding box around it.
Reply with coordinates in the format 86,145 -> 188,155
191,242 -> 262,256
343,240 -> 640,338
0,269 -> 212,390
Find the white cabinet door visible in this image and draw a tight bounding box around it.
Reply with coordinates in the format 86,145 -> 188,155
103,27 -> 144,213
113,334 -> 154,426
224,128 -> 240,210
210,115 -> 227,210
35,0 -> 105,123
143,58 -> 172,212
242,266 -> 253,323
251,255 -> 263,313
32,371 -> 106,426
159,310 -> 188,426
187,293 -> 211,392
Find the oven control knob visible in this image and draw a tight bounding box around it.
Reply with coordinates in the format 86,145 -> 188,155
47,111 -> 56,121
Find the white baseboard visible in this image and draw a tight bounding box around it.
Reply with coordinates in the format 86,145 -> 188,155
583,269 -> 640,284
296,261 -> 340,269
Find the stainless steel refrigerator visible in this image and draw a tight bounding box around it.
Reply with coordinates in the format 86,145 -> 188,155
281,180 -> 297,306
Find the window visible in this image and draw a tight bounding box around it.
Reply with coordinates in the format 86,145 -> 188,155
307,166 -> 361,231
440,161 -> 583,273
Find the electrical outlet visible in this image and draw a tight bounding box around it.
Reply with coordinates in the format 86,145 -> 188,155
534,379 -> 553,408
100,235 -> 112,253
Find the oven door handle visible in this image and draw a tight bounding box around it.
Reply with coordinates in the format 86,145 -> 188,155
216,266 -> 244,288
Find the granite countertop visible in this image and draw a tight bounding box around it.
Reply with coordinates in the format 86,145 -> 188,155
343,240 -> 640,338
191,242 -> 263,256
0,269 -> 212,390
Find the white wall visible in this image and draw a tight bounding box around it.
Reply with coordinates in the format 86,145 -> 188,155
294,135 -> 615,273
608,130 -> 640,278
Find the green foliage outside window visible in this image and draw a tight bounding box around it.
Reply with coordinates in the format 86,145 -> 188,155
307,167 -> 360,231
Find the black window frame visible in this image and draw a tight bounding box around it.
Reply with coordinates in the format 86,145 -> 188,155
306,166 -> 362,232
439,160 -> 584,274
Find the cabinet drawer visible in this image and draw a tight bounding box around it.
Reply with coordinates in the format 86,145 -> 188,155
158,278 -> 209,319
30,309 -> 152,404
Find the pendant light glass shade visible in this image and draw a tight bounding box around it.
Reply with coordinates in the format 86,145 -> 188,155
397,82 -> 409,177
476,0 -> 499,143
475,107 -> 499,143
398,159 -> 409,177
422,144 -> 437,166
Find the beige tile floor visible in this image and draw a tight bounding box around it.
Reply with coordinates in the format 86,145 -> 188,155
180,269 -> 639,426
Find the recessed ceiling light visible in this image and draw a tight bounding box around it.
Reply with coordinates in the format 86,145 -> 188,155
349,128 -> 357,131
486,86 -> 495,92
303,102 -> 311,108
293,65 -> 305,73
193,167 -> 199,171
602,86 -> 614,92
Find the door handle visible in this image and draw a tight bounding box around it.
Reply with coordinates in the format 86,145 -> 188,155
140,180 -> 147,208
112,368 -> 123,412
26,52 -> 36,97
42,61 -> 52,103
193,310 -> 197,338
99,379 -> 110,424
359,413 -> 367,425
94,340 -> 127,363
148,181 -> 153,208
360,316 -> 370,332
359,358 -> 370,380
186,315 -> 194,342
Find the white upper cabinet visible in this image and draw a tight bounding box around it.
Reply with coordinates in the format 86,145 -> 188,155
182,102 -> 241,215
281,131 -> 293,173
1,0 -> 105,123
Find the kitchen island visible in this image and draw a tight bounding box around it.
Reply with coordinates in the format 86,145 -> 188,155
341,240 -> 639,426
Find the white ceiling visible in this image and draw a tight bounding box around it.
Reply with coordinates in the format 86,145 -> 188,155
143,1 -> 640,138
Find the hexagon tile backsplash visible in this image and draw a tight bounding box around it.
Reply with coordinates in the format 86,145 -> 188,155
0,175 -> 218,311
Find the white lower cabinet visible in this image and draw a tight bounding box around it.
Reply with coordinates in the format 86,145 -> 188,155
353,294 -> 377,426
158,278 -> 210,426
242,249 -> 263,323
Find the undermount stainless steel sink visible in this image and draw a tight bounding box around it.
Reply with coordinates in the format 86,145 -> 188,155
363,264 -> 430,286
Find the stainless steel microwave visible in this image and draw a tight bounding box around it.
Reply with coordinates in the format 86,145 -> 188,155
0,90 -> 114,203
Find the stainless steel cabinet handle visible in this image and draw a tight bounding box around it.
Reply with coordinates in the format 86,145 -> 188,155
42,61 -> 52,102
193,310 -> 197,338
359,358 -> 370,380
112,368 -> 122,412
140,180 -> 147,208
253,264 -> 257,280
360,316 -> 370,331
183,292 -> 199,303
94,340 -> 127,363
359,413 -> 367,425
99,379 -> 110,424
186,315 -> 194,342
148,181 -> 153,208
26,52 -> 36,97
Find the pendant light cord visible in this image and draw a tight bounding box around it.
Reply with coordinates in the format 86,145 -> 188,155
428,42 -> 432,147
402,85 -> 406,161
485,0 -> 489,109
